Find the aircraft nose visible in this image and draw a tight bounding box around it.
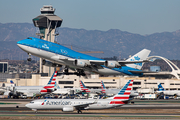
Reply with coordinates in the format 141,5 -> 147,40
17,41 -> 22,44
17,40 -> 23,48
25,103 -> 30,108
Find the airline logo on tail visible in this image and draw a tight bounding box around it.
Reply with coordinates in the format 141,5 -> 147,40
130,56 -> 142,66
126,49 -> 151,70
158,83 -> 165,91
101,81 -> 106,93
110,80 -> 133,104
79,80 -> 90,92
40,71 -> 57,93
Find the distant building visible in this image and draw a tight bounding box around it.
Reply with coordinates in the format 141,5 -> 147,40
0,62 -> 8,73
150,66 -> 161,72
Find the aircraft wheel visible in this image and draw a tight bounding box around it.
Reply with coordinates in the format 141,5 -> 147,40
77,110 -> 82,114
27,58 -> 31,61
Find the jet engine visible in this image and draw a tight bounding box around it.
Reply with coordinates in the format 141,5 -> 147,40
62,106 -> 74,112
104,61 -> 120,68
43,87 -> 57,92
74,59 -> 90,67
42,60 -> 56,67
42,60 -> 62,67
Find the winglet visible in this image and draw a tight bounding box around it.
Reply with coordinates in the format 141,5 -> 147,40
93,96 -> 99,104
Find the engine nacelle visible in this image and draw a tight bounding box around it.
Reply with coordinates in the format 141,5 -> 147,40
43,87 -> 57,92
42,60 -> 56,67
62,106 -> 74,112
104,61 -> 120,68
74,59 -> 90,67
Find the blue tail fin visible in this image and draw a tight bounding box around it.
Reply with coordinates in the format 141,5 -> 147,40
158,83 -> 165,91
10,80 -> 14,84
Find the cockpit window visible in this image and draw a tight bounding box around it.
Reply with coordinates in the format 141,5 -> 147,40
27,37 -> 32,40
30,101 -> 34,103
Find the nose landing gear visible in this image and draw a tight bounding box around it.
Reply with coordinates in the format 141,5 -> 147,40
27,53 -> 32,61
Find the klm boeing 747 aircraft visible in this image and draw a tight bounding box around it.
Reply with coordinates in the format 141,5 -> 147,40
17,37 -> 151,76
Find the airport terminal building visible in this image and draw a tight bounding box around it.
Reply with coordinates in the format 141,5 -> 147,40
6,73 -> 180,92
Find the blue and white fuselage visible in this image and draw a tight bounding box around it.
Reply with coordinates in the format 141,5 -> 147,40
17,37 -> 151,76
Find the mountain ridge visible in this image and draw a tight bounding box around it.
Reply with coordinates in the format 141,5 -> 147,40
0,23 -> 179,60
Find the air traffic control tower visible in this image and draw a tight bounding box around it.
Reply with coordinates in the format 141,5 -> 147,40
33,5 -> 63,76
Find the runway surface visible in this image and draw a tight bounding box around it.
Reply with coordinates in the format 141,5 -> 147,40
1,99 -> 180,119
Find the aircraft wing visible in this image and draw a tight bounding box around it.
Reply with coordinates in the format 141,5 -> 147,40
128,70 -> 157,73
90,60 -> 150,66
73,98 -> 98,109
50,55 -> 150,68
118,60 -> 150,64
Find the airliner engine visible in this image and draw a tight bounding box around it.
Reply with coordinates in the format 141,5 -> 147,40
62,106 -> 74,112
42,60 -> 62,67
104,61 -> 120,68
74,59 -> 90,67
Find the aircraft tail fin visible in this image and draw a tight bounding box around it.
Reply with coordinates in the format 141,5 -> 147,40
10,80 -> 15,86
158,83 -> 165,91
10,80 -> 14,84
101,81 -> 106,93
79,80 -> 90,92
108,80 -> 133,104
126,49 -> 151,69
43,71 -> 57,92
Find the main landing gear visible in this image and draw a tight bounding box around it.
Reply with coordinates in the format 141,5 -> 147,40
63,67 -> 86,76
32,109 -> 37,113
77,110 -> 82,114
27,53 -> 32,61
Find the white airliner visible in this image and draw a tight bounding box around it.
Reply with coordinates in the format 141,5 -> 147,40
52,82 -> 81,95
25,80 -> 134,113
79,80 -> 138,97
17,37 -> 151,76
101,81 -> 138,97
156,83 -> 180,96
79,80 -> 102,94
10,71 -> 57,98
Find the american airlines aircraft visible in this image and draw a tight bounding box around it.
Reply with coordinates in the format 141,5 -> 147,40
79,80 -> 102,94
101,81 -> 138,97
25,80 -> 134,113
17,37 -> 151,76
10,71 -> 57,98
79,80 -> 138,97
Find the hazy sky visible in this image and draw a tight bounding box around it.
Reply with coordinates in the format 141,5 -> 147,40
1,0 -> 180,35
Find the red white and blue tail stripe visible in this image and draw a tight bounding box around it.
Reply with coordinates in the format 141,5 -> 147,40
40,71 -> 57,93
101,81 -> 106,94
109,80 -> 133,104
112,80 -> 133,100
80,80 -> 90,93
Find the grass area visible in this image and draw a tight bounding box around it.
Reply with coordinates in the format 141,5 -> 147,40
0,103 -> 18,105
